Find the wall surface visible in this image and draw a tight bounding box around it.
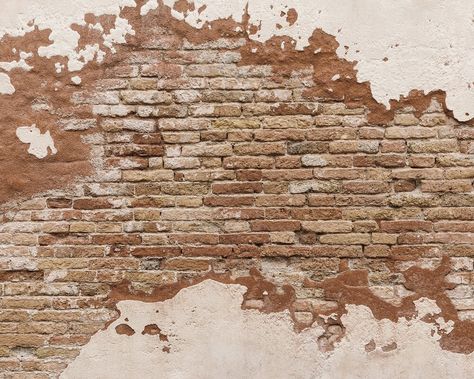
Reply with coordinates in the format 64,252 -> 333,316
0,1 -> 474,378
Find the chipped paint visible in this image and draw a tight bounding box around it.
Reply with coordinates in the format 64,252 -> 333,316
16,125 -> 57,159
157,0 -> 474,121
61,280 -> 474,379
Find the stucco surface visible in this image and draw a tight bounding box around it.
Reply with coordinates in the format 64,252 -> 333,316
61,280 -> 474,379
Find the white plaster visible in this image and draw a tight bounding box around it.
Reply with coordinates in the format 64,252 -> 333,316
141,0 -> 158,16
0,51 -> 33,72
102,16 -> 135,53
16,124 -> 57,159
413,297 -> 441,318
0,0 -> 136,89
157,0 -> 474,121
0,73 -> 15,94
71,76 -> 82,85
61,280 -> 474,379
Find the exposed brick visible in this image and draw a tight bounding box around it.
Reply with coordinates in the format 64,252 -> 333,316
2,14 -> 474,377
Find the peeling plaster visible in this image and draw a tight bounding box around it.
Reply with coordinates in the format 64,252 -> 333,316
16,125 -> 57,159
62,280 -> 474,379
0,73 -> 15,94
0,51 -> 33,72
0,0 -> 136,80
0,1 -> 473,118
154,0 -> 474,121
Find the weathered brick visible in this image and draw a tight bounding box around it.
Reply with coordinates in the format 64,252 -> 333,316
182,143 -> 233,156
121,90 -> 173,104
301,221 -> 352,233
122,170 -> 174,182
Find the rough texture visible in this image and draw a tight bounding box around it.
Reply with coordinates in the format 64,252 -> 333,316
0,1 -> 473,378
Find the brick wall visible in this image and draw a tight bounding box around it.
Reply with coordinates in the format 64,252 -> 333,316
1,20 -> 474,378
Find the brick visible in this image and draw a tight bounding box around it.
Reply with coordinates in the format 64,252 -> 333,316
408,156 -> 435,168
212,182 -> 262,194
250,221 -> 301,231
319,233 -> 371,245
255,130 -> 306,142
263,116 -> 312,129
380,221 -> 432,232
46,198 -> 72,209
301,221 -> 352,233
122,170 -> 174,182
163,157 -> 200,169
306,127 -> 357,141
0,334 -> 46,348
141,63 -> 182,78
161,132 -> 200,144
182,143 -> 232,157
234,142 -> 286,155
223,156 -> 274,169
385,127 -> 436,139
408,140 -> 458,153
263,169 -> 313,181
290,208 -> 342,220
203,90 -> 253,103
159,118 -> 210,131
261,245 -> 362,258
182,246 -> 233,257
161,258 -> 210,271
0,270 -> 43,282
219,233 -> 269,244
343,181 -> 391,194
255,195 -> 306,207
253,89 -> 291,102
393,113 -> 419,125
212,118 -> 260,129
421,180 -> 472,193
203,196 -> 254,207
391,168 -> 443,180
289,181 -> 341,194
301,155 -> 328,167
131,247 -> 181,257
121,90 -> 173,104
329,141 -> 379,154
288,141 -> 328,154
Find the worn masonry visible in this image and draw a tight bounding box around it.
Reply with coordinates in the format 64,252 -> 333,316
0,1 -> 473,378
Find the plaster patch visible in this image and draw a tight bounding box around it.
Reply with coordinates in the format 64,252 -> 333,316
61,280 -> 474,379
159,0 -> 474,121
71,76 -> 82,85
16,124 -> 57,159
0,73 -> 15,94
0,51 -> 33,72
0,0 -> 136,80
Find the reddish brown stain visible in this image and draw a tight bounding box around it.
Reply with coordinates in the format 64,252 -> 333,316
381,342 -> 398,352
365,339 -> 376,352
115,323 -> 135,336
173,0 -> 195,14
308,256 -> 474,354
286,8 -> 298,26
142,324 -> 169,341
